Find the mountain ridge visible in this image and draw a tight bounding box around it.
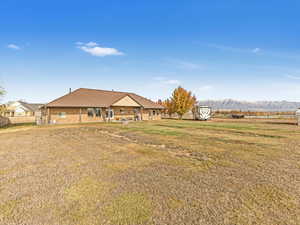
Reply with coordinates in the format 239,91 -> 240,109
199,99 -> 300,112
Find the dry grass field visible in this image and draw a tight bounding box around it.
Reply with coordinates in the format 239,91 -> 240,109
0,119 -> 300,225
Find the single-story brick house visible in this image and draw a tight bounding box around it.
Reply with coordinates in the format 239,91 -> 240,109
41,88 -> 164,124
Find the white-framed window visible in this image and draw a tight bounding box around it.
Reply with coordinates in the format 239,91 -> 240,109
58,112 -> 66,118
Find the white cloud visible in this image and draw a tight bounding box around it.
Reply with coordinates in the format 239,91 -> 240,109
153,76 -> 165,81
177,61 -> 202,70
75,41 -> 84,45
207,43 -> 244,53
79,46 -> 124,57
285,74 -> 300,80
76,42 -> 124,57
207,43 -> 263,55
85,41 -> 98,47
252,48 -> 261,53
198,85 -> 213,91
165,58 -> 203,70
7,44 -> 20,50
153,77 -> 180,85
164,79 -> 180,85
206,43 -> 300,60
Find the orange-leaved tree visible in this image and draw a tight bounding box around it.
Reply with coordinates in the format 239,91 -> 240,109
171,86 -> 196,119
162,98 -> 175,117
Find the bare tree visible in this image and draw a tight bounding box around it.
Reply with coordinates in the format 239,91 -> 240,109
0,86 -> 6,115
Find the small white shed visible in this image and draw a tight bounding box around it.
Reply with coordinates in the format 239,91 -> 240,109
194,105 -> 212,121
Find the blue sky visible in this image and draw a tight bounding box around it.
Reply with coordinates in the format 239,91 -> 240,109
1,0 -> 300,103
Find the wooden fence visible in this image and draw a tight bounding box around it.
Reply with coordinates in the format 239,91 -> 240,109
0,116 -> 36,127
8,116 -> 36,124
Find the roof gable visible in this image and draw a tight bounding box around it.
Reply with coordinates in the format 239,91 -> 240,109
19,101 -> 44,111
128,93 -> 164,109
6,101 -> 43,112
112,95 -> 141,107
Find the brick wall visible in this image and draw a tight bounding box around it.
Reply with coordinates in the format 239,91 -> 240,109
48,107 -> 104,124
113,107 -> 162,121
44,107 -> 162,124
142,109 -> 162,120
113,106 -> 139,121
8,116 -> 36,124
49,108 -> 80,124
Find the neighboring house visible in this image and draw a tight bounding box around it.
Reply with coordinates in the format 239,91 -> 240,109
1,101 -> 43,117
41,88 -> 164,124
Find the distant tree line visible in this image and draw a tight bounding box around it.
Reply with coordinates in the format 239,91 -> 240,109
158,86 -> 197,119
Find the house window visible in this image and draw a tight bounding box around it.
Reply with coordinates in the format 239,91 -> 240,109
58,112 -> 66,118
110,110 -> 114,118
120,108 -> 124,114
95,108 -> 101,117
87,108 -> 94,117
106,109 -> 114,118
153,110 -> 156,115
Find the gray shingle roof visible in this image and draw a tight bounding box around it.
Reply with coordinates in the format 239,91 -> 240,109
19,101 -> 44,112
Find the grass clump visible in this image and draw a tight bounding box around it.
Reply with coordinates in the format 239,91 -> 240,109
167,197 -> 184,209
227,184 -> 299,224
0,199 -> 21,221
64,177 -> 110,224
65,177 -> 107,202
104,192 -> 152,225
121,126 -> 185,136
